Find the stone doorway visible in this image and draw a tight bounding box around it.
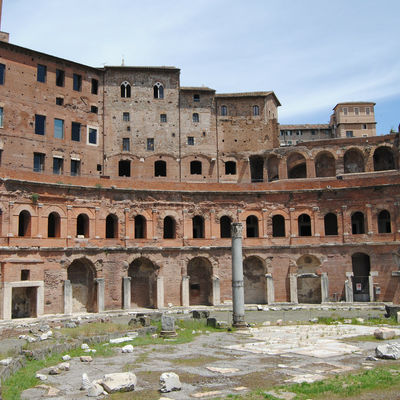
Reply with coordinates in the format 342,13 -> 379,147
12,286 -> 37,318
352,253 -> 370,302
297,255 -> 322,303
67,259 -> 96,313
128,258 -> 158,308
244,256 -> 266,304
187,257 -> 212,306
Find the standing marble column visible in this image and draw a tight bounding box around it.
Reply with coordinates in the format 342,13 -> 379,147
231,222 -> 246,328
122,277 -> 131,310
64,279 -> 72,315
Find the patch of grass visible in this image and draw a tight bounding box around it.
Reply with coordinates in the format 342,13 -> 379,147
60,321 -> 128,338
110,389 -> 160,399
317,316 -> 399,326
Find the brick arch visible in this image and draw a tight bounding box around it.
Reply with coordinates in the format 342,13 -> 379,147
287,151 -> 307,179
41,205 -> 66,219
187,256 -> 212,306
314,150 -> 336,177
343,147 -> 365,173
12,204 -> 37,217
373,145 -> 397,171
243,255 -> 266,304
70,208 -> 95,219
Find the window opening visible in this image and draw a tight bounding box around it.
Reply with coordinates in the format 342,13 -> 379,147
123,112 -> 130,122
163,216 -> 176,239
324,213 -> 338,235
192,113 -> 199,123
118,160 -> 131,177
48,212 -> 60,238
53,157 -> 63,175
378,210 -> 391,233
253,105 -> 259,116
298,214 -> 311,236
351,212 -> 365,234
221,105 -> 227,116
54,118 -> 64,139
73,73 -> 82,91
153,82 -> 164,99
71,122 -> 81,142
35,114 -> 46,135
190,160 -> 202,175
154,160 -> 166,177
272,215 -> 285,237
120,81 -> 131,98
160,113 -> 167,123
225,161 -> 236,175
76,214 -> 89,237
192,216 -> 204,238
88,127 -> 97,145
187,136 -> 194,145
37,64 -> 46,83
134,215 -> 146,238
33,153 -> 45,172
220,216 -> 232,238
91,78 -> 98,95
56,69 -> 64,87
70,159 -> 80,176
147,138 -> 154,151
246,215 -> 259,237
122,138 -> 130,151
106,214 -> 118,238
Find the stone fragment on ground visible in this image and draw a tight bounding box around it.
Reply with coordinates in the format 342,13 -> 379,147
48,367 -> 61,375
109,335 -> 137,344
159,372 -> 182,392
0,357 -> 12,366
87,382 -> 105,397
62,354 -> 71,361
80,372 -> 91,390
191,391 -> 223,398
81,343 -> 89,350
122,344 -> 134,353
206,366 -> 239,374
100,372 -> 137,393
375,343 -> 400,359
35,373 -> 47,381
58,362 -> 70,371
80,355 -> 93,362
374,327 -> 396,340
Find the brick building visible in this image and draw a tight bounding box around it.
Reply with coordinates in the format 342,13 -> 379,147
0,13 -> 399,320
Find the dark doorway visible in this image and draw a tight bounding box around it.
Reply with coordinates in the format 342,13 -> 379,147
272,215 -> 285,237
351,212 -> 365,234
135,215 -> 146,239
106,214 -> 118,238
48,212 -> 60,238
163,216 -> 176,239
193,215 -> 204,238
250,156 -> 264,182
18,210 -> 31,237
298,214 -> 311,236
77,214 -> 89,237
187,257 -> 212,306
352,253 -> 371,302
119,160 -> 131,177
324,213 -> 338,235
220,216 -> 232,238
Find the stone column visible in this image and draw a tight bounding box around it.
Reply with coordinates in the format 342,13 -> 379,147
36,283 -> 44,317
231,222 -> 246,328
95,278 -> 105,313
212,276 -> 220,306
2,282 -> 11,320
94,207 -> 100,239
369,275 -> 374,302
182,276 -> 189,307
321,273 -> 329,303
156,276 -> 164,309
122,277 -> 131,310
345,272 -> 353,302
289,274 -> 298,303
265,273 -> 275,304
64,279 -> 73,315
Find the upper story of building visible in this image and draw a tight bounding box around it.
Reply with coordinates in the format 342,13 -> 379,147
279,102 -> 376,146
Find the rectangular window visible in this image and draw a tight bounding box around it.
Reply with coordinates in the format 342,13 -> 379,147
287,130 -> 292,136
54,118 -> 64,139
71,122 -> 81,141
160,113 -> 167,123
71,159 -> 80,176
56,69 -> 64,87
37,64 -> 47,83
192,113 -> 199,123
56,97 -> 64,106
280,131 -> 284,136
73,73 -> 82,91
91,78 -> 98,95
122,137 -> 130,151
193,94 -> 200,102
0,63 -> 5,85
147,138 -> 154,151
343,107 -> 348,115
35,114 -> 46,135
253,105 -> 259,116
0,107 -> 3,128
187,136 -> 194,145
362,124 -> 367,129
90,105 -> 98,114
366,107 -> 370,115
53,157 -> 63,175
311,130 -> 315,135
123,112 -> 130,122
221,105 -> 227,116
33,153 -> 45,172
88,127 -> 98,145
346,130 -> 353,137
354,107 -> 359,115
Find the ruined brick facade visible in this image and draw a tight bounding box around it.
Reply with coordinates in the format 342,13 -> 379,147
0,29 -> 399,320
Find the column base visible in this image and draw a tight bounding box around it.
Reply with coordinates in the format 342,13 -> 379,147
160,330 -> 177,338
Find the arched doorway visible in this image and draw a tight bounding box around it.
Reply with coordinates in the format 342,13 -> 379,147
373,147 -> 395,171
352,253 -> 370,302
187,257 -> 212,306
48,212 -> 61,238
296,255 -> 322,303
287,153 -> 307,179
243,256 -> 266,304
67,259 -> 96,313
128,258 -> 158,308
344,149 -> 364,173
315,152 -> 336,177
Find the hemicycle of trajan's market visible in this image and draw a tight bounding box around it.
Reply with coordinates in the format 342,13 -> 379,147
0,13 -> 399,322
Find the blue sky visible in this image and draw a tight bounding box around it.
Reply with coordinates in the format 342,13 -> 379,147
3,0 -> 400,133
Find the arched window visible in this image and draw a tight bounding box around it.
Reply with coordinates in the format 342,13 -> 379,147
77,213 -> 89,237
344,149 -> 364,173
120,81 -> 131,98
298,214 -> 311,236
378,210 -> 391,233
18,210 -> 31,237
272,215 -> 285,237
220,216 -> 232,238
315,152 -> 336,177
163,216 -> 176,239
246,215 -> 259,238
153,82 -> 164,99
106,214 -> 118,239
134,215 -> 146,239
119,160 -> 131,177
373,147 -> 395,171
250,156 -> 264,182
351,212 -> 365,234
225,161 -> 236,175
221,105 -> 227,116
324,213 -> 338,235
192,113 -> 199,123
48,212 -> 61,238
154,160 -> 167,177
253,105 -> 259,116
193,216 -> 204,238
190,160 -> 202,175
287,153 -> 307,179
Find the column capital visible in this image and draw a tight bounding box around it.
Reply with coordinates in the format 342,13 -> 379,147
231,222 -> 243,238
